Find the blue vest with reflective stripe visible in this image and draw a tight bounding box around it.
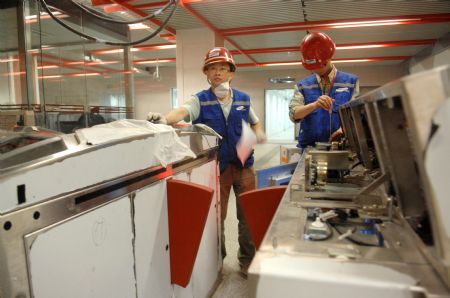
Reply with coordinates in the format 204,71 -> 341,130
296,71 -> 358,148
193,88 -> 254,172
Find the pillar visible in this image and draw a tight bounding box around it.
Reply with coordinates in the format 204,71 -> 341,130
175,28 -> 224,106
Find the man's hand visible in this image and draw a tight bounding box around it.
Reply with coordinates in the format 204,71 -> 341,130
147,112 -> 167,124
251,122 -> 267,144
315,95 -> 334,112
329,127 -> 343,142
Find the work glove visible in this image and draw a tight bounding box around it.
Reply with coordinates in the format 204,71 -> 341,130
147,112 -> 167,125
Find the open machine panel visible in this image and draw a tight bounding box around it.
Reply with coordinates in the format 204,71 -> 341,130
249,66 -> 450,298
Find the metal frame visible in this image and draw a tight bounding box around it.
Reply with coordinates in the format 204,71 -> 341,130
0,145 -> 217,298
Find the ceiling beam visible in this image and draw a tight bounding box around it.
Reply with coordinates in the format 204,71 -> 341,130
103,1 -> 169,13
91,0 -> 134,6
36,53 -> 117,73
236,56 -> 411,68
220,13 -> 450,36
134,57 -> 176,64
109,0 -> 177,36
229,40 -> 436,55
180,0 -> 258,66
89,39 -> 432,56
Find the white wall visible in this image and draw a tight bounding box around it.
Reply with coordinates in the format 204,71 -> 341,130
409,48 -> 450,74
134,64 -> 408,128
134,66 -> 178,120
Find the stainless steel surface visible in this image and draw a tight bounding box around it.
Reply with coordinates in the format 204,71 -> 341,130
0,131 -> 67,169
252,154 -> 449,296
250,66 -> 450,297
309,150 -> 350,170
0,127 -> 219,298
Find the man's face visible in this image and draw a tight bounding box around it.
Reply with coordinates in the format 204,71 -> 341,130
204,62 -> 234,87
312,60 -> 332,76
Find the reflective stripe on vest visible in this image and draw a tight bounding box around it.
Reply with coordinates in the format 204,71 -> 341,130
194,88 -> 254,172
296,71 -> 358,148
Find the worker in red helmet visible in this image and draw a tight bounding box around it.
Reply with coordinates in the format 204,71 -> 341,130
147,47 -> 266,277
289,32 -> 360,149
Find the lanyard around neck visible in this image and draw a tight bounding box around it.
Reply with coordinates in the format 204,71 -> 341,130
320,71 -> 337,97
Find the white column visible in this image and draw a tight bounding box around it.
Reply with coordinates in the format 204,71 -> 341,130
175,28 -> 224,106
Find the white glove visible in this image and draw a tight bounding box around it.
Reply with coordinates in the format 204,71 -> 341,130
147,112 -> 167,124
255,129 -> 267,144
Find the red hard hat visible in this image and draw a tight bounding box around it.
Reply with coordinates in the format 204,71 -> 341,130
300,32 -> 336,71
203,47 -> 236,72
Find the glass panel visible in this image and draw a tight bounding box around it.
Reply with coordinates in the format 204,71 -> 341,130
265,89 -> 295,141
171,88 -> 178,108
0,1 -> 132,132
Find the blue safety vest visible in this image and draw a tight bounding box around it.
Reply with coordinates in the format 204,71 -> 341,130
296,71 -> 358,148
193,88 -> 254,172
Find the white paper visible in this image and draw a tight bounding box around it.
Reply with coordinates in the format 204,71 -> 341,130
236,119 -> 257,166
75,119 -> 196,167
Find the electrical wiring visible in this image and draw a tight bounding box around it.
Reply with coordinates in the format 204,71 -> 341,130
69,0 -> 175,25
329,221 -> 380,247
37,0 -> 178,46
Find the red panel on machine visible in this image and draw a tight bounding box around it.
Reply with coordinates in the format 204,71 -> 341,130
167,179 -> 214,287
239,186 -> 287,249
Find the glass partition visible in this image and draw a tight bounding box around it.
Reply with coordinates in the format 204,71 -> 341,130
0,0 -> 133,132
265,89 -> 295,141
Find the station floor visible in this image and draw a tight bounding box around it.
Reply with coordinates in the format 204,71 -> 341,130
211,137 -> 297,298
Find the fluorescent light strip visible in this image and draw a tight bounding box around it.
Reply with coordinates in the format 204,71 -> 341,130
94,44 -> 176,55
70,73 -> 100,77
25,12 -> 68,24
262,62 -> 302,67
135,44 -> 177,51
38,65 -> 58,69
39,75 -> 62,79
85,61 -> 119,66
134,59 -> 174,64
0,58 -> 19,63
333,59 -> 372,63
1,71 -> 25,76
337,44 -> 385,50
244,58 -> 394,68
332,22 -> 403,29
95,49 -> 124,54
328,18 -> 419,27
129,23 -> 150,30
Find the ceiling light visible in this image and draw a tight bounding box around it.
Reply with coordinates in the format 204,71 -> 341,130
94,49 -> 124,55
333,59 -> 371,63
39,75 -> 62,79
129,23 -> 151,30
134,59 -> 175,64
331,22 -> 403,29
269,77 -> 296,84
337,44 -> 384,50
70,73 -> 100,77
262,62 -> 302,67
0,58 -> 19,63
37,65 -> 58,69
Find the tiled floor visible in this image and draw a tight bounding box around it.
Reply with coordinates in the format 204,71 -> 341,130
211,137 -> 296,298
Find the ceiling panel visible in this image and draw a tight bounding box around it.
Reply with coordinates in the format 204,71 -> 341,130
1,0 -> 448,72
320,24 -> 450,44
303,0 -> 450,20
228,31 -> 305,50
188,0 -> 305,29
